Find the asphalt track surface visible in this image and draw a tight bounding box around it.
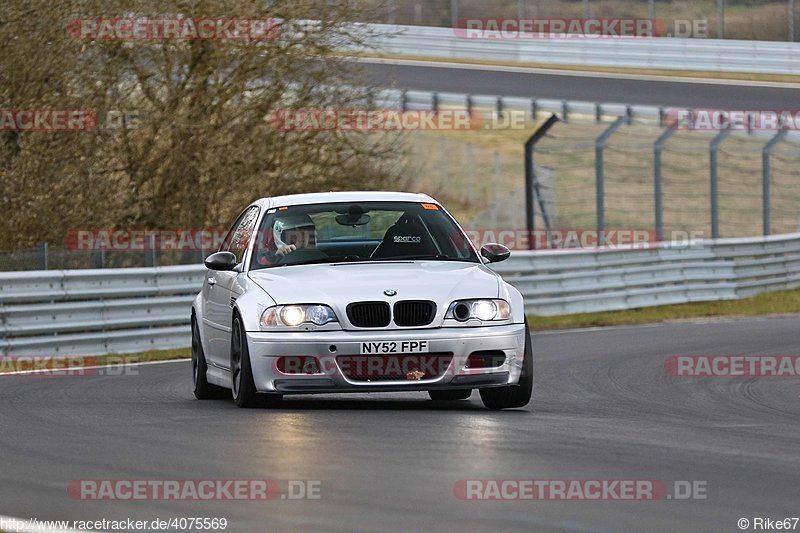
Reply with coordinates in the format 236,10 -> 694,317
1,316 -> 799,532
359,59 -> 800,109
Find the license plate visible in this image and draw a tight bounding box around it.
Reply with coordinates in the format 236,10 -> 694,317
360,340 -> 429,354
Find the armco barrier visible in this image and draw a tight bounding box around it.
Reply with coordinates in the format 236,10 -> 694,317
0,266 -> 205,356
492,233 -> 800,315
371,88 -> 800,143
1,233 -> 800,356
358,23 -> 800,75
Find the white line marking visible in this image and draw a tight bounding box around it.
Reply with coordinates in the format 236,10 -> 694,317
534,324 -> 662,335
352,56 -> 800,89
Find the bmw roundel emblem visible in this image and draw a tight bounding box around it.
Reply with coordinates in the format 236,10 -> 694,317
383,289 -> 397,297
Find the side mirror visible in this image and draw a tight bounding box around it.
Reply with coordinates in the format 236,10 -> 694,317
480,243 -> 511,263
204,251 -> 239,271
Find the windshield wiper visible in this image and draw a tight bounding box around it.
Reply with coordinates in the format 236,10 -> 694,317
273,255 -> 362,267
372,254 -> 457,261
269,254 -> 473,267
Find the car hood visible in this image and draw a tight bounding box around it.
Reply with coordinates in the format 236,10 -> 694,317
248,261 -> 499,306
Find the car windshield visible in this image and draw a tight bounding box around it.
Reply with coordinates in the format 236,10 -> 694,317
249,201 -> 479,269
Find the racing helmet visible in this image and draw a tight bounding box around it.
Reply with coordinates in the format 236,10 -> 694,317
273,213 -> 316,248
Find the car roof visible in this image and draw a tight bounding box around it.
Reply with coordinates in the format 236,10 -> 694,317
251,191 -> 437,209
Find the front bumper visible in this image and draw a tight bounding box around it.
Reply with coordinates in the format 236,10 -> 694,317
246,324 -> 527,394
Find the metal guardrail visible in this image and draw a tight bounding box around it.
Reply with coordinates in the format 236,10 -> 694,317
360,23 -> 800,75
2,233 -> 800,355
493,233 -> 800,315
372,87 -> 800,144
376,87 -> 659,121
0,266 -> 205,356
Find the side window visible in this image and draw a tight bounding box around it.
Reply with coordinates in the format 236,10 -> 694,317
219,213 -> 243,253
225,207 -> 260,264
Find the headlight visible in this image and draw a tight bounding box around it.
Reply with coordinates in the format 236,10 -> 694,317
471,300 -> 497,321
305,305 -> 334,325
281,306 -> 305,326
260,305 -> 338,329
447,299 -> 511,322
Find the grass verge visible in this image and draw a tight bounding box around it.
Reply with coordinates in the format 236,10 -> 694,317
0,347 -> 190,374
92,348 -> 191,365
529,288 -> 800,331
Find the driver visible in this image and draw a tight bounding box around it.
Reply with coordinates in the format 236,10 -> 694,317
273,214 -> 316,257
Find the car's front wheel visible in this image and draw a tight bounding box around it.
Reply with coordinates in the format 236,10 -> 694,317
192,316 -> 228,400
429,389 -> 472,401
479,320 -> 533,410
231,315 -> 283,408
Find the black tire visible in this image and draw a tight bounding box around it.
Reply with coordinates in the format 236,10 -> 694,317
479,320 -> 533,410
192,316 -> 228,399
429,389 -> 472,401
230,316 -> 282,408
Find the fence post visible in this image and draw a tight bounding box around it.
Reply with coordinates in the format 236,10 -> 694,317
432,92 -> 439,113
709,128 -> 732,239
791,0 -> 796,41
442,138 -> 452,197
595,116 -> 626,245
491,151 -> 501,228
92,249 -> 105,269
144,233 -> 158,267
762,130 -> 787,236
524,114 -> 560,249
654,126 -> 677,241
388,0 -> 396,24
465,142 -> 475,205
36,242 -> 48,270
451,0 -> 459,28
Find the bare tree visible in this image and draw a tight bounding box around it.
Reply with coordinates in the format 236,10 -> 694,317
0,0 -> 402,249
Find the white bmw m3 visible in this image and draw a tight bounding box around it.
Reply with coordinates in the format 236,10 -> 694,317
192,191 -> 532,409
